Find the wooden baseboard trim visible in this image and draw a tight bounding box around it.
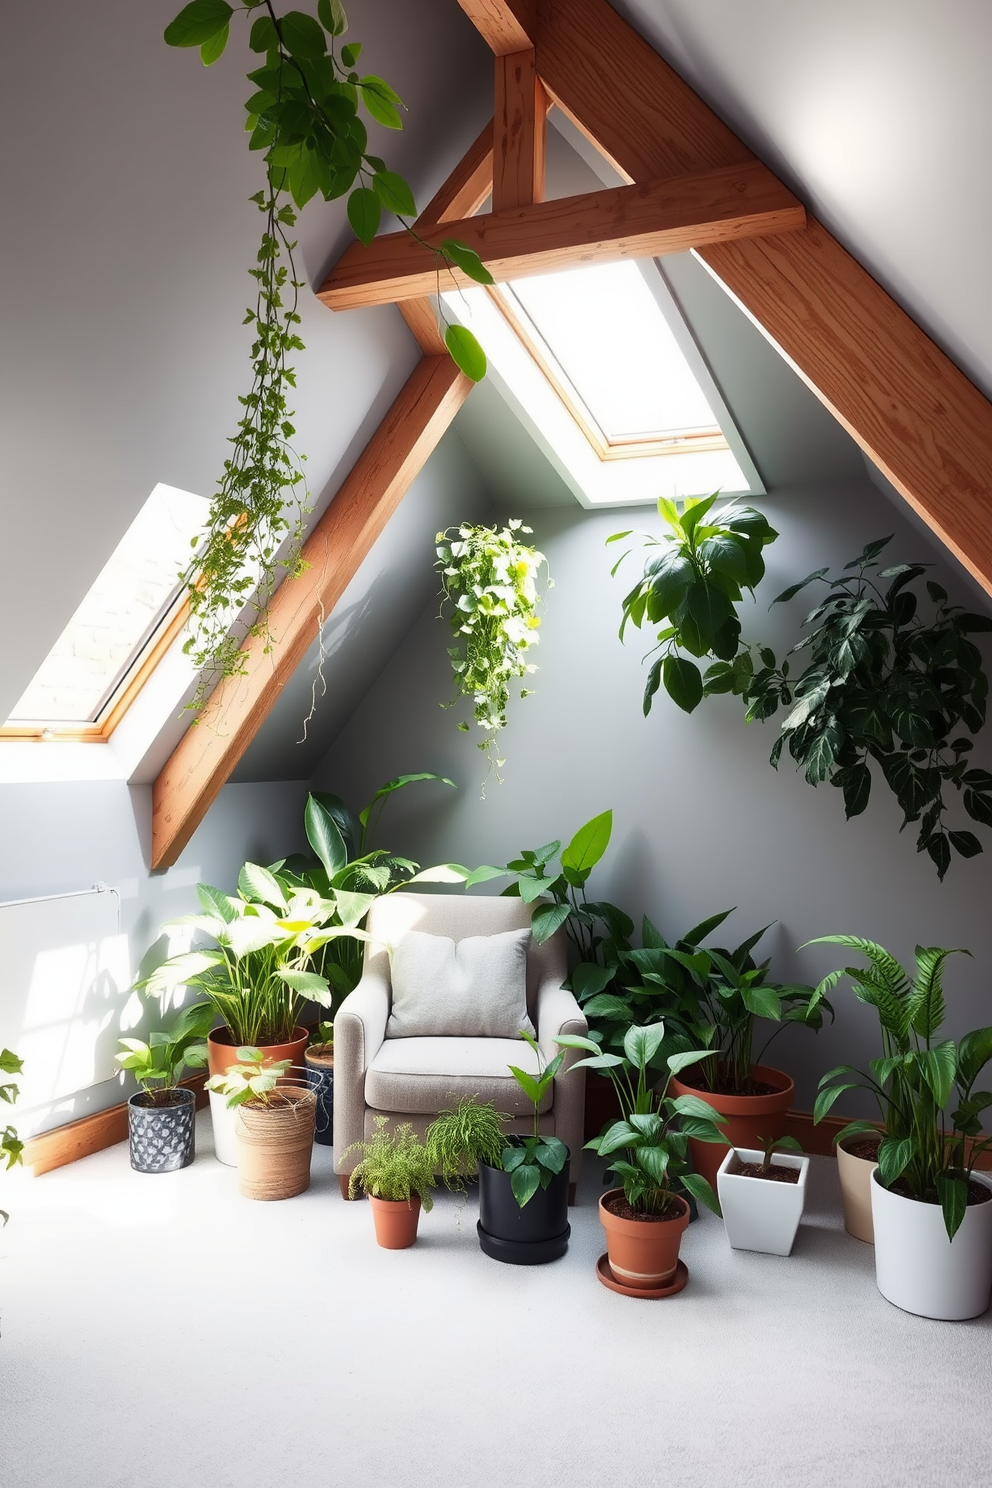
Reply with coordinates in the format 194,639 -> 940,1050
23,1074 -> 209,1178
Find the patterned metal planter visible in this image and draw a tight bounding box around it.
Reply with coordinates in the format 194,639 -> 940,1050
304,1047 -> 334,1147
128,1088 -> 196,1173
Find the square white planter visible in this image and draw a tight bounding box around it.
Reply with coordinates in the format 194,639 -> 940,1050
717,1147 -> 810,1256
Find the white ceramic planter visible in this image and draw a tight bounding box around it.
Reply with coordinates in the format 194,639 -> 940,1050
871,1169 -> 992,1320
208,1090 -> 240,1167
717,1146 -> 810,1256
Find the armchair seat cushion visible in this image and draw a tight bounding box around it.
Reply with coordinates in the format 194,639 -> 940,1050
365,1036 -> 552,1117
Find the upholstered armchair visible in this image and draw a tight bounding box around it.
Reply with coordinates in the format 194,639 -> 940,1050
333,893 -> 588,1200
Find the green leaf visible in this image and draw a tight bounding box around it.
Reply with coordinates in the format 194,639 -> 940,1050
360,77 -> 403,129
529,902 -> 571,943
877,1136 -> 914,1187
372,170 -> 416,217
164,0 -> 233,48
200,22 -> 229,64
318,0 -> 348,35
439,239 -> 495,286
509,1162 -> 541,1207
936,1172 -> 970,1241
917,1040 -> 958,1109
837,761 -> 871,819
305,796 -> 349,878
560,811 -> 612,877
238,861 -> 288,910
680,1170 -> 722,1217
949,829 -> 983,859
347,186 -> 381,245
280,10 -> 327,58
957,1027 -> 992,1089
663,655 -> 703,713
444,324 -> 487,382
623,1023 -> 666,1070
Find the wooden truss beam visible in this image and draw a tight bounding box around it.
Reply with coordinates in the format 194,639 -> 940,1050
536,0 -> 992,595
150,356 -> 471,869
493,49 -> 547,210
454,0 -> 536,54
319,161 -> 805,310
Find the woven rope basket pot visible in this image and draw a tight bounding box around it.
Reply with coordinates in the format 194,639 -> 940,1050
234,1084 -> 317,1201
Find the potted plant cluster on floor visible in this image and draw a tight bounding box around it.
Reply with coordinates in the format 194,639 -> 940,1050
207,1051 -> 317,1202
115,1003 -> 213,1174
717,1136 -> 810,1257
559,1022 -> 725,1297
345,1117 -> 436,1249
811,936 -> 992,1318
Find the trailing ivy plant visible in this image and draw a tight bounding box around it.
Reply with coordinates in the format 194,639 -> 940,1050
436,520 -> 549,785
741,538 -> 992,880
165,0 -> 493,708
609,492 -> 778,715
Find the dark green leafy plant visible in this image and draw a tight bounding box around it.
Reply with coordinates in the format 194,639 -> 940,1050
164,2 -> 493,708
502,1031 -> 568,1208
609,493 -> 778,715
436,520 -> 549,786
810,936 -> 992,1239
426,1097 -> 509,1192
115,1003 -> 213,1101
345,1115 -> 436,1208
1,1048 -> 24,1222
559,1023 -> 724,1216
742,538 -> 992,880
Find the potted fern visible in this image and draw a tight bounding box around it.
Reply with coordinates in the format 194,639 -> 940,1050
344,1117 -> 435,1249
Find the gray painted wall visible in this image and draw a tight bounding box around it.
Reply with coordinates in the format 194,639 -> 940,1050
313,477 -> 992,1118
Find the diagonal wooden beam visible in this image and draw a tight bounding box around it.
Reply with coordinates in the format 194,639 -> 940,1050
319,161 -> 805,310
454,0 -> 536,54
150,356 -> 471,869
493,49 -> 547,211
536,0 -> 992,596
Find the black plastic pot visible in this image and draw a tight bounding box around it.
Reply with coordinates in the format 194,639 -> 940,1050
127,1088 -> 195,1173
477,1144 -> 570,1265
304,1047 -> 334,1147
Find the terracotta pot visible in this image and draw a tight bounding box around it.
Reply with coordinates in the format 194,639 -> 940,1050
836,1134 -> 880,1243
369,1194 -> 422,1249
234,1083 -> 316,1200
669,1064 -> 795,1192
207,1027 -> 309,1167
304,1044 -> 334,1148
598,1188 -> 690,1290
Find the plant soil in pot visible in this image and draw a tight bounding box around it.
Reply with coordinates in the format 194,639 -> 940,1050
478,1152 -> 570,1265
304,1043 -> 334,1147
669,1065 -> 795,1192
598,1188 -> 690,1293
369,1194 -> 422,1249
871,1170 -> 992,1320
235,1083 -> 316,1201
207,1027 -> 309,1167
717,1143 -> 809,1256
836,1133 -> 880,1243
127,1088 -> 196,1173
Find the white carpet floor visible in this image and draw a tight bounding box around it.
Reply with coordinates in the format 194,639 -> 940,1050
1,1110 -> 990,1488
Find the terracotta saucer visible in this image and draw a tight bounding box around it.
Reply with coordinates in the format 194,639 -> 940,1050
595,1253 -> 689,1298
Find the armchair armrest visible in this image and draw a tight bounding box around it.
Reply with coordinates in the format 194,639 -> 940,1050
536,977 -> 587,1186
333,970 -> 390,1174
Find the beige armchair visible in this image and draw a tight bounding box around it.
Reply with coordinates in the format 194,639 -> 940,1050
333,893 -> 588,1201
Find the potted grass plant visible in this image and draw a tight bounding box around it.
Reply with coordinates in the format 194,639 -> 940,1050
558,1023 -> 724,1296
206,1051 -> 317,1201
115,1003 -> 213,1173
716,1135 -> 809,1256
811,936 -> 992,1318
475,1033 -> 571,1265
344,1117 -> 436,1249
426,1097 -> 509,1192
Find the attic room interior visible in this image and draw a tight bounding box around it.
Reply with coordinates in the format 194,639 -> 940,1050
4,0 -> 992,1483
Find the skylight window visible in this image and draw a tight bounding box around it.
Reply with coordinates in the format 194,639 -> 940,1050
442,257 -> 762,508
3,483 -> 208,737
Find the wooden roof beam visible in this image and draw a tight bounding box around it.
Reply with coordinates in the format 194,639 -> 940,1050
319,161 -> 805,311
454,0 -> 536,54
493,49 -> 547,211
150,355 -> 471,869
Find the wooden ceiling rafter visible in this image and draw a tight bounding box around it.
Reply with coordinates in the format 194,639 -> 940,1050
153,0 -> 992,867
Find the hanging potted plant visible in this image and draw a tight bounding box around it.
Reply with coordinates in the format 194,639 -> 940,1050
436,520 -> 549,789
344,1117 -> 436,1249
473,1034 -> 571,1265
115,1003 -> 213,1174
812,936 -> 992,1317
716,1135 -> 809,1256
206,1051 -> 317,1201
304,1021 -> 335,1147
558,1023 -> 724,1296
139,862 -> 365,1165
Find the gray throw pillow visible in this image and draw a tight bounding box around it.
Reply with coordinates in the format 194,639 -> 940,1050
386,927 -> 535,1039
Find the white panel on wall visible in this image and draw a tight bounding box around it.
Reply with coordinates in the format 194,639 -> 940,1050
0,886 -> 129,1132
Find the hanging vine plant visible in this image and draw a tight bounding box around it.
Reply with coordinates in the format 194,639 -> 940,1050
164,0 -> 493,709
436,521 -> 549,787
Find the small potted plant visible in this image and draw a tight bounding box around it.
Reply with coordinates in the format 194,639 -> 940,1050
426,1097 -> 509,1192
1,1048 -> 24,1225
717,1135 -> 809,1256
115,1003 -> 213,1174
344,1117 -> 436,1249
558,1023 -> 725,1296
304,1021 -> 335,1147
475,1033 -> 570,1265
811,936 -> 992,1319
206,1050 -> 317,1201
